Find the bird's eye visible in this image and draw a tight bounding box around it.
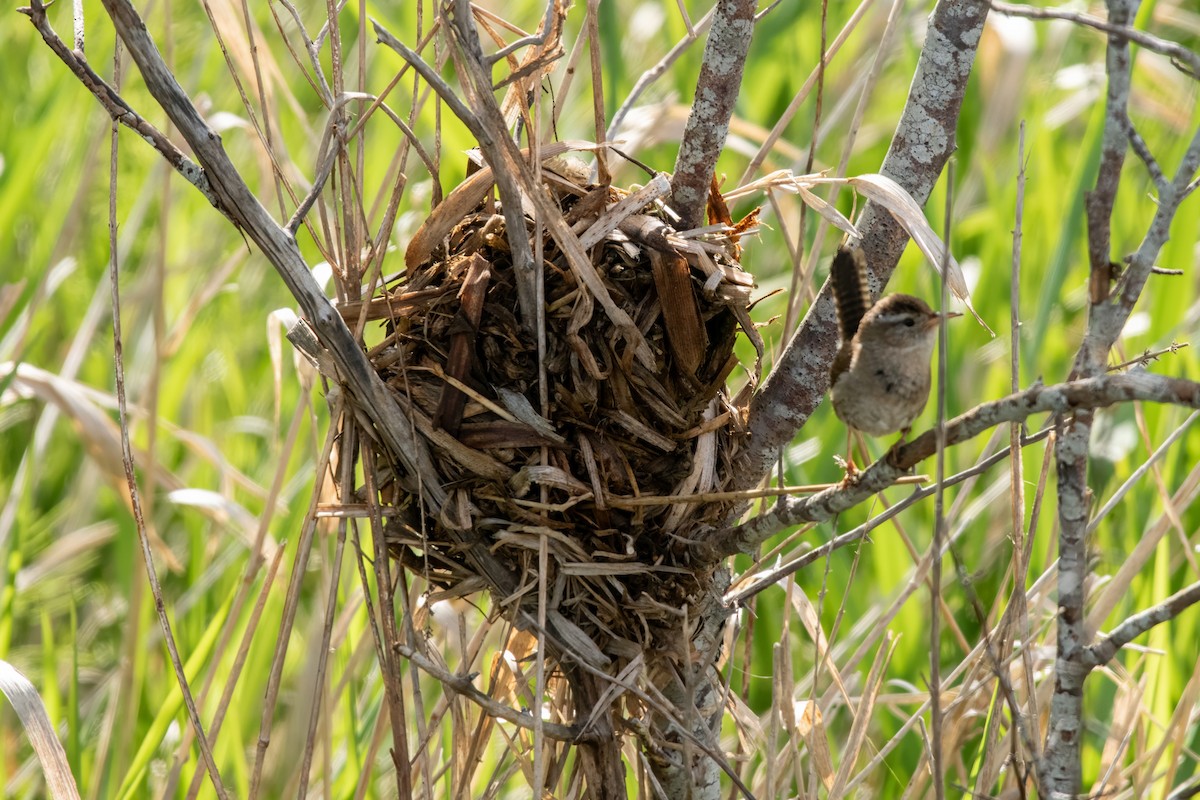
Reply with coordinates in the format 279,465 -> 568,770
904,318 -> 915,327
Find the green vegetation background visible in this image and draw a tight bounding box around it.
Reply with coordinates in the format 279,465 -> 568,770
1,0 -> 1198,796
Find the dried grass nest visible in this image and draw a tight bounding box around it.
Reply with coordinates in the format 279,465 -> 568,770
345,147 -> 761,662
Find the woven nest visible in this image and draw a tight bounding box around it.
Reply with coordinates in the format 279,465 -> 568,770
347,147 -> 759,663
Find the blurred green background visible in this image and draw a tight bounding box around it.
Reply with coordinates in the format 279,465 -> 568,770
2,0 -> 1199,796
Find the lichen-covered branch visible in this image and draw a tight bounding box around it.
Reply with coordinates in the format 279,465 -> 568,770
733,0 -> 990,491
698,371 -> 1200,563
1042,3 -> 1134,788
669,0 -> 755,230
1085,580 -> 1200,667
1042,0 -> 1200,787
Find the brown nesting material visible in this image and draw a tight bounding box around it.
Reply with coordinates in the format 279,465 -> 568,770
349,148 -> 759,662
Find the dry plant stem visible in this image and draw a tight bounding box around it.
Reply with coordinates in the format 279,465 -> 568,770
699,371 -> 1200,562
985,118 -> 1036,795
272,0 -> 335,104
389,643 -> 586,742
738,0 -> 874,186
179,545 -> 287,800
1087,411 -> 1199,537
584,0 -> 609,184
346,500 -> 402,781
779,0 -> 828,334
783,0 -> 904,331
172,399 -> 310,798
249,401 -> 343,799
734,0 -> 990,491
929,163 -> 955,800
362,447 -> 414,798
441,0 -> 538,324
235,0 -> 289,217
669,0 -> 756,230
81,0 -> 448,516
296,426 -> 356,799
104,47 -> 227,797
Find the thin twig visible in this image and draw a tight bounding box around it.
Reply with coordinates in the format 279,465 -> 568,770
1121,111 -> 1167,190
1087,580 -> 1200,666
248,400 -> 343,798
990,0 -> 1200,78
738,0 -> 874,186
486,0 -> 556,64
391,644 -> 587,742
19,0 -> 226,218
362,446 -> 413,797
725,427 -> 1052,605
1108,342 -> 1189,372
606,6 -> 716,141
296,426 -> 355,799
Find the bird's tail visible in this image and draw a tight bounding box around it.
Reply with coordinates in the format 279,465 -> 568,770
831,244 -> 870,341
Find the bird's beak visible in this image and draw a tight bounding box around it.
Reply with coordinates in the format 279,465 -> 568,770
924,311 -> 962,328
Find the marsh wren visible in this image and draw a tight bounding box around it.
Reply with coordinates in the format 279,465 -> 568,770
829,244 -> 960,448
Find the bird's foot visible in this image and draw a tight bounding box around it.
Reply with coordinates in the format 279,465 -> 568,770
833,454 -> 861,485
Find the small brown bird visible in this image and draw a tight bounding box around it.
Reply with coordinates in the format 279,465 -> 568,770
829,244 -> 959,465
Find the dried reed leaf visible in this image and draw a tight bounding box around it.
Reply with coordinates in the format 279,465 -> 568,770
847,173 -> 993,334
0,659 -> 81,800
649,248 -> 707,377
406,140 -> 606,269
434,254 -> 493,436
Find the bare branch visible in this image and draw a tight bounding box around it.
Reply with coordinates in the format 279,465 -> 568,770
1121,112 -> 1167,191
19,0 -> 226,217
734,0 -> 991,491
1110,125 -> 1200,330
725,427 -> 1054,605
698,371 -> 1200,562
1108,342 -> 1189,372
1043,0 -> 1200,789
93,0 -> 447,512
669,0 -> 756,230
1082,1 -> 1132,302
392,644 -> 588,741
1086,580 -> 1200,667
990,1 -> 1200,78
486,0 -> 557,65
